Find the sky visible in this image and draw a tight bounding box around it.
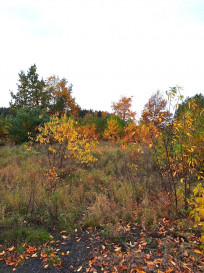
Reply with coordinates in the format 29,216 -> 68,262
0,0 -> 204,116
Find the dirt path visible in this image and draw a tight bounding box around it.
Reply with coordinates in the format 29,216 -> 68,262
0,223 -> 203,273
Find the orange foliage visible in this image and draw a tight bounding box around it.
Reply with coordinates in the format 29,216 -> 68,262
85,113 -> 93,118
141,91 -> 172,128
123,122 -> 137,144
101,111 -> 108,118
45,75 -> 80,116
123,122 -> 160,145
112,96 -> 136,121
78,124 -> 99,140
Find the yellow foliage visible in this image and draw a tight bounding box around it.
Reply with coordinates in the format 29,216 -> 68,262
189,183 -> 204,249
190,183 -> 204,221
36,115 -> 98,170
103,118 -> 121,142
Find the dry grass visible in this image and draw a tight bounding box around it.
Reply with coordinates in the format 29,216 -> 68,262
0,142 -> 178,245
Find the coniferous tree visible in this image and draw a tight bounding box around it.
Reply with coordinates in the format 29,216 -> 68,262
10,64 -> 45,111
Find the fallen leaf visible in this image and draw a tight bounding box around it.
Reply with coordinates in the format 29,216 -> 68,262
61,235 -> 69,239
165,268 -> 173,273
194,249 -> 202,254
136,268 -> 146,273
7,262 -> 15,266
115,247 -> 121,252
8,246 -> 15,252
146,254 -> 151,259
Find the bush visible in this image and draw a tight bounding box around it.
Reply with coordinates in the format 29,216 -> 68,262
6,107 -> 49,144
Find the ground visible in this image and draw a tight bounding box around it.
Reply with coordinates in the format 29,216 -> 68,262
0,222 -> 203,273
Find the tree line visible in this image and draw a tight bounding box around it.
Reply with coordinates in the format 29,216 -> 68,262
0,64 -> 203,145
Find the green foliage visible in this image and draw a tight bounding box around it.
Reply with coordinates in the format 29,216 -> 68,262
0,114 -> 6,136
2,227 -> 51,246
109,115 -> 126,135
2,71 -> 204,260
43,75 -> 80,116
79,114 -> 110,137
0,107 -> 10,117
10,64 -> 45,112
6,108 -> 49,144
0,114 -> 8,146
175,93 -> 204,119
147,88 -> 204,213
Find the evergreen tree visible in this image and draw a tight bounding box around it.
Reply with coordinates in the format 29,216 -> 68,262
10,64 -> 45,111
6,107 -> 49,144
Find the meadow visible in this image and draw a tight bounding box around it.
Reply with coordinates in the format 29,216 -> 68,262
0,70 -> 203,271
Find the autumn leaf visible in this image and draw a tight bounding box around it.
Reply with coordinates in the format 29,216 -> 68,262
8,246 -> 15,252
194,249 -> 202,254
112,96 -> 136,121
114,247 -> 122,252
165,268 -> 173,273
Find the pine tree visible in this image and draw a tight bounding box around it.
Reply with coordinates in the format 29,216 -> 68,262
10,64 -> 45,111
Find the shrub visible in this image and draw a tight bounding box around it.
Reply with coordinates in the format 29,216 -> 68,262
6,107 -> 49,144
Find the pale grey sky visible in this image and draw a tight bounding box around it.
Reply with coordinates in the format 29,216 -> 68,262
0,0 -> 204,115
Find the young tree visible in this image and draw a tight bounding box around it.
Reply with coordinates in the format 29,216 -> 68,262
141,90 -> 172,128
0,114 -> 6,138
103,117 -> 124,142
36,115 -> 98,172
43,75 -> 80,116
6,108 -> 49,144
112,96 -> 136,122
10,64 -> 45,111
175,93 -> 204,119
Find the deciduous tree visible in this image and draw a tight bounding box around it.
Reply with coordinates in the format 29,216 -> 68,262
112,96 -> 136,122
36,115 -> 98,174
43,75 -> 80,116
141,90 -> 172,128
103,117 -> 122,142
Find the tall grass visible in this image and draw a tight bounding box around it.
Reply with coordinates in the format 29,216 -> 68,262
0,142 -> 174,246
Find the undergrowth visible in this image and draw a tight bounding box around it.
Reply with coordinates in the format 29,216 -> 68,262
0,142 -> 196,247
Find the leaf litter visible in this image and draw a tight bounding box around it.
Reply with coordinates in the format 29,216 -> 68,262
0,220 -> 203,272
